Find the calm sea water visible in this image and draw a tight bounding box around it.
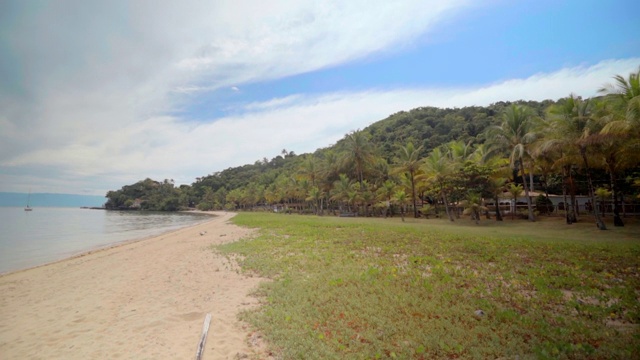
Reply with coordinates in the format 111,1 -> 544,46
0,207 -> 213,274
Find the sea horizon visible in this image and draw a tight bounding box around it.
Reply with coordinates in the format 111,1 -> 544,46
0,192 -> 107,208
0,207 -> 214,274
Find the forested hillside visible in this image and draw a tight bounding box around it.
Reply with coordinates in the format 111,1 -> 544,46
105,68 -> 640,228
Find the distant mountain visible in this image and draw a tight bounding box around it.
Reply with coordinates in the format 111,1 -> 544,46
0,192 -> 106,208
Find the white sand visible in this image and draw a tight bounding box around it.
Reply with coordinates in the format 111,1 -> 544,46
0,211 -> 268,359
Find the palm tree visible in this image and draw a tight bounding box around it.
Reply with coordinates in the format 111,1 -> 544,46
319,150 -> 341,194
473,143 -> 510,221
487,177 -> 507,221
507,183 -> 523,220
360,181 -> 375,217
594,187 -> 612,218
393,190 -> 410,222
300,156 -> 320,187
306,186 -> 325,215
543,96 -> 607,229
599,66 -> 640,107
484,105 -> 537,221
377,179 -> 397,217
340,130 -> 375,190
462,193 -> 488,225
598,68 -> 640,226
393,142 -> 424,218
420,148 -> 456,221
331,174 -> 355,214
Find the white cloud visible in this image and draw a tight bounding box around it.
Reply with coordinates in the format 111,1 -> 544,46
1,1 -> 637,195
4,58 -> 637,195
1,0 -> 473,194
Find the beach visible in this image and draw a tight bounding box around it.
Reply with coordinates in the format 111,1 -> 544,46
0,211 -> 267,359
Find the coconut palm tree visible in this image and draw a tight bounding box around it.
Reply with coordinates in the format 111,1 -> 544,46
486,177 -> 507,221
594,187 -> 612,218
462,193 -> 488,225
377,179 -> 397,217
340,130 -> 375,190
484,105 -> 537,221
598,68 -> 640,226
473,143 -> 510,221
393,141 -> 424,218
507,183 -> 523,220
306,186 -> 325,215
420,147 -> 456,221
599,66 -> 640,107
331,174 -> 355,213
393,190 -> 410,222
300,156 -> 321,187
543,95 -> 607,229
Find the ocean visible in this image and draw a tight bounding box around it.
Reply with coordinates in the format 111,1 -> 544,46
0,207 -> 213,274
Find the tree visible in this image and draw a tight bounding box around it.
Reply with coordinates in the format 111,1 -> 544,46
376,179 -> 397,217
507,183 -> 523,220
487,177 -> 507,221
306,186 -> 325,215
393,141 -> 424,218
598,68 -> 640,226
543,96 -> 607,229
485,105 -> 537,221
331,174 -> 355,213
300,156 -> 320,187
473,143 -> 511,221
393,190 -> 410,222
340,130 -> 375,190
420,148 -> 456,221
595,187 -> 612,218
462,193 -> 487,225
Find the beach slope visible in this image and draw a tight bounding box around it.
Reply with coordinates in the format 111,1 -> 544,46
0,211 -> 265,359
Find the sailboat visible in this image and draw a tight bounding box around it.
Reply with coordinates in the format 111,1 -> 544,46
25,191 -> 33,211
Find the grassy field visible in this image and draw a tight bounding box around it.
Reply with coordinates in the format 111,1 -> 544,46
217,213 -> 640,359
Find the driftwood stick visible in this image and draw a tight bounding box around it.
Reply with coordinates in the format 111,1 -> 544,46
195,313 -> 212,360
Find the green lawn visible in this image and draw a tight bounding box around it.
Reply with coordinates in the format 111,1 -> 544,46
217,213 -> 640,359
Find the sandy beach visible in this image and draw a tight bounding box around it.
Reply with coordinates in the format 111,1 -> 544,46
0,211 -> 267,359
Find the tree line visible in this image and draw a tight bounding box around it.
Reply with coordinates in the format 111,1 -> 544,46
105,68 -> 640,228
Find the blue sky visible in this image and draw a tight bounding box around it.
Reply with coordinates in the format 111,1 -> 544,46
0,0 -> 638,195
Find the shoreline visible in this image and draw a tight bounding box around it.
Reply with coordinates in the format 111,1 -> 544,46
0,209 -> 216,276
0,211 -> 269,359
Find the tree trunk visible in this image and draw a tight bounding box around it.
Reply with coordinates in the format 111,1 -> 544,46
529,171 -> 534,192
442,190 -> 454,222
580,149 -> 607,230
520,159 -> 535,222
494,194 -> 503,221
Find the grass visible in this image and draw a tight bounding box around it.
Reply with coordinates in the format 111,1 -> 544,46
217,213 -> 640,359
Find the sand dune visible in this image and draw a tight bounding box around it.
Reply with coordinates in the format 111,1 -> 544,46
0,211 -> 267,359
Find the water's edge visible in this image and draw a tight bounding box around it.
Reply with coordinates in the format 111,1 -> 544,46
0,209 -> 217,275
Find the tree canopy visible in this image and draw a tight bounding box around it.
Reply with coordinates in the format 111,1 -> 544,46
105,68 -> 640,228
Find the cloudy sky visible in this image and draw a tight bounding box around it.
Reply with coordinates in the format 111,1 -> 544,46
1,0 -> 638,195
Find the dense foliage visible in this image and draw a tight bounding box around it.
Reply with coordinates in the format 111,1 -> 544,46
105,68 -> 640,227
105,178 -> 188,211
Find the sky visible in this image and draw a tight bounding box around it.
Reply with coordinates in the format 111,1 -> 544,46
0,0 -> 638,196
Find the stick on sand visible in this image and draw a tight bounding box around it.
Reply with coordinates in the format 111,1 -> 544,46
195,313 -> 212,360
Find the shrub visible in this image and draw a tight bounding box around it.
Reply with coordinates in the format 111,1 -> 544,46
535,194 -> 554,214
